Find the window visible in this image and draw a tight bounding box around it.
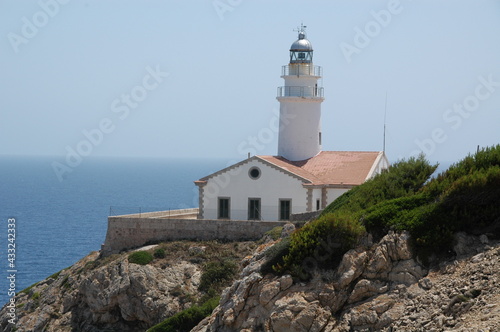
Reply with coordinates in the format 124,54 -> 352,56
298,52 -> 305,59
248,167 -> 261,180
319,132 -> 322,145
279,199 -> 291,220
248,198 -> 261,220
316,199 -> 320,211
218,197 -> 230,219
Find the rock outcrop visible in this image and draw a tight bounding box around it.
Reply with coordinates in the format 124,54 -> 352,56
0,241 -> 256,332
0,251 -> 201,332
2,232 -> 498,331
193,231 -> 500,331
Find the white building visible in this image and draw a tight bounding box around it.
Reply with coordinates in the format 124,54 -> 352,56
195,25 -> 389,221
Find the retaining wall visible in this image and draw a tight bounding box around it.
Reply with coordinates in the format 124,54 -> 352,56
101,214 -> 287,256
290,210 -> 323,222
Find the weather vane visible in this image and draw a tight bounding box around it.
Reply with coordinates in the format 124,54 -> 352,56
293,22 -> 307,34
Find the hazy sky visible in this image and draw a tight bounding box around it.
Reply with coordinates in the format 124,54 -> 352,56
1,0 -> 499,166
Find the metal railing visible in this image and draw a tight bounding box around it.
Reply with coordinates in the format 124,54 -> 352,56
282,64 -> 322,77
277,86 -> 324,98
109,206 -> 198,218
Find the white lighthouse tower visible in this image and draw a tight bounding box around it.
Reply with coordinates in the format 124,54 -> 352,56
277,24 -> 324,161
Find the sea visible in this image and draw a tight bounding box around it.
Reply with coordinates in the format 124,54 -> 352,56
0,155 -> 228,306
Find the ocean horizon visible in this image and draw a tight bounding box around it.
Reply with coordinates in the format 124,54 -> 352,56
0,155 -> 228,306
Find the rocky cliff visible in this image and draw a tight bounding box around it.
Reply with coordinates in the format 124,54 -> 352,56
1,231 -> 498,332
193,231 -> 499,331
0,241 -> 256,332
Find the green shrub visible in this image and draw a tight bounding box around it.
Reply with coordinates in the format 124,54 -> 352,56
361,146 -> 500,262
198,260 -> 237,293
438,166 -> 500,232
425,145 -> 500,197
154,248 -> 166,259
266,145 -> 500,273
362,193 -> 433,237
147,296 -> 219,332
275,212 -> 365,279
260,237 -> 291,275
322,154 -> 437,217
128,251 -> 154,265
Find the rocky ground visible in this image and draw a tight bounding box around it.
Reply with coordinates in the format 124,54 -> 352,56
1,229 -> 498,332
0,241 -> 256,332
193,230 -> 499,331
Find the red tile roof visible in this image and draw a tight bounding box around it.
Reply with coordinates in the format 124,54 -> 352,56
258,151 -> 383,186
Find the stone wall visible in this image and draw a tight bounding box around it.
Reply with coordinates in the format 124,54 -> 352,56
101,215 -> 286,256
290,209 -> 322,222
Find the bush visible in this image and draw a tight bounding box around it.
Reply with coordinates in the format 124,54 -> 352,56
437,166 -> 500,233
128,251 -> 154,265
425,145 -> 500,197
275,213 -> 365,279
362,146 -> 500,262
154,248 -> 166,259
147,297 -> 219,332
322,154 -> 437,217
362,193 -> 433,237
260,237 -> 291,275
266,145 -> 500,273
198,260 -> 237,293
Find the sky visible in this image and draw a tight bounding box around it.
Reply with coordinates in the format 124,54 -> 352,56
1,0 -> 499,167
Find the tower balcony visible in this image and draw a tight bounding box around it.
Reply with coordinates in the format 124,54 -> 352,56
277,86 -> 324,98
282,64 -> 322,77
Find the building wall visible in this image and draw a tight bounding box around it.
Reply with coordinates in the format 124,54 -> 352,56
326,188 -> 350,205
311,188 -> 323,211
277,99 -> 322,161
101,216 -> 286,256
201,159 -> 308,221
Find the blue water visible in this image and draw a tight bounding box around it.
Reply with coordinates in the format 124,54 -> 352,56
0,156 -> 227,306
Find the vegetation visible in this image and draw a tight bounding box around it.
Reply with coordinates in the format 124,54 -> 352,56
363,145 -> 500,261
154,248 -> 166,259
146,296 -> 219,332
147,241 -> 249,332
19,282 -> 39,295
261,237 -> 291,275
61,275 -> 71,290
148,251 -> 240,332
128,251 -> 154,265
48,270 -> 63,280
269,145 -> 500,277
264,226 -> 284,241
322,154 -> 438,216
198,259 -> 237,294
273,213 -> 365,279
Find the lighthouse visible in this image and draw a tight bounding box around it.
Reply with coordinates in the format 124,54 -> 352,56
277,24 -> 324,161
194,26 -> 389,221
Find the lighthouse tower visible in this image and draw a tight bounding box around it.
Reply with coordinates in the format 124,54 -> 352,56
277,25 -> 324,161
